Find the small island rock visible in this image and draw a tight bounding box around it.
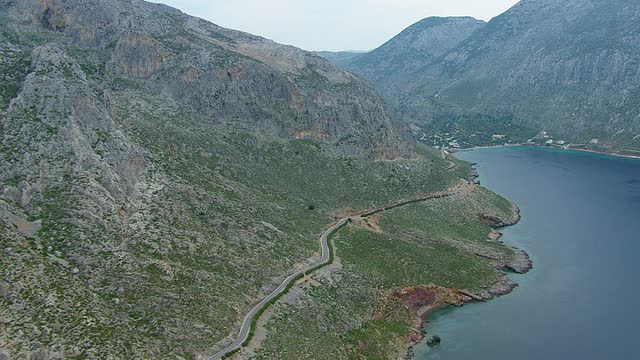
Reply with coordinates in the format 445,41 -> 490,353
426,335 -> 442,347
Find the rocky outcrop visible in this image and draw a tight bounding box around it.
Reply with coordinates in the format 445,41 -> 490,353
379,284 -> 477,359
477,202 -> 533,275
501,247 -> 534,274
392,260 -> 532,358
1,44 -> 147,204
425,335 -> 441,347
478,203 -> 521,228
34,0 -> 69,32
112,32 -> 173,79
11,0 -> 119,46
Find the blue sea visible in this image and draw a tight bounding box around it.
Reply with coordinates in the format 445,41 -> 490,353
416,146 -> 640,359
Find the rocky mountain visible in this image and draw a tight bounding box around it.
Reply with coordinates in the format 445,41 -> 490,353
3,0 -> 405,159
330,0 -> 640,155
0,0 -> 473,358
339,17 -> 485,91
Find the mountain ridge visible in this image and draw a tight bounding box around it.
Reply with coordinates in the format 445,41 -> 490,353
324,16 -> 486,92
325,0 -> 640,154
3,0 -> 407,159
0,0 -> 430,357
0,1 -> 537,359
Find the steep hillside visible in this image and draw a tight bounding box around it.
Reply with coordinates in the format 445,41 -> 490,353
343,17 -> 485,92
0,0 -> 432,357
346,0 -> 640,154
3,0 -> 406,159
0,1 -> 528,359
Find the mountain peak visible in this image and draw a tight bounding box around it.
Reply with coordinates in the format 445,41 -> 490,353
334,0 -> 640,151
329,15 -> 485,96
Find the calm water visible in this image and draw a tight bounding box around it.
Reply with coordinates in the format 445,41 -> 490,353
416,146 -> 640,359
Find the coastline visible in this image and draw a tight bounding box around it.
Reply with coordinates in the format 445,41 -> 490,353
392,143 -> 640,360
451,143 -> 640,160
402,172 -> 533,359
561,146 -> 640,160
214,179 -> 473,359
409,143 -> 640,359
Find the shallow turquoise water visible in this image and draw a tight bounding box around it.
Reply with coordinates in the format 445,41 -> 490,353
415,146 -> 640,359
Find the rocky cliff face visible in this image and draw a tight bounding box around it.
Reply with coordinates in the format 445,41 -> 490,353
2,44 -> 145,205
4,0 -> 403,158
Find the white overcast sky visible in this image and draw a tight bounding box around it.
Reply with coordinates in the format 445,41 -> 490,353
151,0 -> 520,51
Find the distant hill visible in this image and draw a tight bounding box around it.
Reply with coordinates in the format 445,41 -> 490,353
342,17 -> 485,90
315,50 -> 367,67
327,0 -> 640,155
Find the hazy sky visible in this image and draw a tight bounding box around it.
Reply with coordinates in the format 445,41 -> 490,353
151,0 -> 520,51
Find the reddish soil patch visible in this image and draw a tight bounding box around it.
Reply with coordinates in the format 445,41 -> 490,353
391,287 -> 438,311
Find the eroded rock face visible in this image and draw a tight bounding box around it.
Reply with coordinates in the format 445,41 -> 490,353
112,32 -> 173,79
4,0 -> 403,157
372,285 -> 466,357
10,0 -> 119,46
1,44 -> 146,209
34,0 -> 68,32
374,285 -> 467,328
387,285 -> 466,314
392,286 -> 439,310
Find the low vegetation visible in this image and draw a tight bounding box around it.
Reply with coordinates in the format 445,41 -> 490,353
252,186 -> 520,359
0,2 -> 524,359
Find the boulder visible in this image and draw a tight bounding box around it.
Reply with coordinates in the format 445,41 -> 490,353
426,335 -> 441,347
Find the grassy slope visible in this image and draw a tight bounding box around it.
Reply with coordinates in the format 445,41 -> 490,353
1,13 -> 519,360
1,65 -> 460,358
254,186 -> 518,359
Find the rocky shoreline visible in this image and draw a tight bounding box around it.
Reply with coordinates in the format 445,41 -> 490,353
398,143 -> 637,358
402,195 -> 532,359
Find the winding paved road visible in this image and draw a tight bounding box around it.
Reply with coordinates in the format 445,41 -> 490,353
208,179 -> 470,359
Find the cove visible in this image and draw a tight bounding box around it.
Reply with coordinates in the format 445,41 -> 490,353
415,146 -> 640,359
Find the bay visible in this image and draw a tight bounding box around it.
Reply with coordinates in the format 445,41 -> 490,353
416,146 -> 640,359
